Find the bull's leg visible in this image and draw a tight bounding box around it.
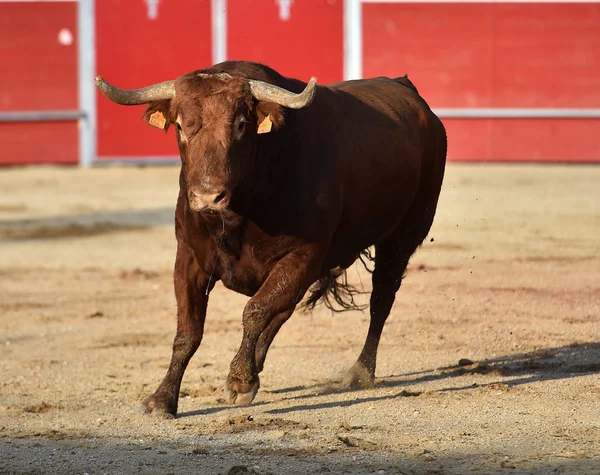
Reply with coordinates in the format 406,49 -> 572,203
346,194 -> 440,390
344,241 -> 411,389
226,247 -> 322,406
141,243 -> 211,417
254,309 -> 294,373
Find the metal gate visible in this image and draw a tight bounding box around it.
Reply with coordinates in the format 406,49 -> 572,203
0,0 -> 95,166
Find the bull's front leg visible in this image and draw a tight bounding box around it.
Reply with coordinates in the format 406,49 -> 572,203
141,242 -> 212,417
226,247 -> 323,406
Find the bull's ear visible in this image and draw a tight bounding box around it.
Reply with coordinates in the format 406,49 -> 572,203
255,101 -> 284,134
143,100 -> 173,132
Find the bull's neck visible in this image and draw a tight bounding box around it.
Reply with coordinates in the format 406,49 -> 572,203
235,124 -> 298,218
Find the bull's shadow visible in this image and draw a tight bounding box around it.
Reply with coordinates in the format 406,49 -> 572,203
260,341 -> 600,414
0,207 -> 174,241
177,342 -> 600,418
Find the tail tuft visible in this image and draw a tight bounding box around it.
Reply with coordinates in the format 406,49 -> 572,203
301,249 -> 375,313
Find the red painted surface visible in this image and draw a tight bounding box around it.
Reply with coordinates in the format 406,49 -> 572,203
364,3 -> 493,108
0,121 -> 79,166
95,0 -> 212,159
494,4 -> 600,108
491,119 -> 600,162
445,118 -> 600,162
363,3 -> 600,162
3,2 -> 597,165
0,2 -> 78,165
228,0 -> 343,85
442,119 -> 493,162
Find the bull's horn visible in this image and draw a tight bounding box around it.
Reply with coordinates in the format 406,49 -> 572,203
95,76 -> 176,105
247,77 -> 317,109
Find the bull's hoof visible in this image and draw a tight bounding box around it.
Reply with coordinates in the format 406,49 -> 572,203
140,393 -> 177,418
227,376 -> 260,406
343,362 -> 375,390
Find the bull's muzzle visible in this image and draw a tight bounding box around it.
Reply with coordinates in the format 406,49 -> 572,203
188,190 -> 230,213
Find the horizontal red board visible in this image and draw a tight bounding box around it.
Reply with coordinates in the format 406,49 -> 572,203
443,118 -> 599,162
364,3 -> 493,108
0,2 -> 78,165
493,4 -> 600,108
0,2 -> 78,111
363,3 -> 600,108
0,122 -> 78,165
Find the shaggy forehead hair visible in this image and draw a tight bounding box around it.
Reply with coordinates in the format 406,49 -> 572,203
172,74 -> 253,126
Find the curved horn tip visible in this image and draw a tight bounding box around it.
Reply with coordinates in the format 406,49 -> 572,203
95,76 -> 108,90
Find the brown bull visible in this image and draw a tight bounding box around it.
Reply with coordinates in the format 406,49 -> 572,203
96,61 -> 447,417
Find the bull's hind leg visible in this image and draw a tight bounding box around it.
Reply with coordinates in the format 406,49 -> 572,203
344,239 -> 412,389
346,195 -> 440,389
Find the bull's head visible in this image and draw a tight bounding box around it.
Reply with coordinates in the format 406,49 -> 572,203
96,71 -> 317,213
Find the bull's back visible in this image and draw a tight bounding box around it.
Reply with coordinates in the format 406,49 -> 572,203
322,77 -> 441,246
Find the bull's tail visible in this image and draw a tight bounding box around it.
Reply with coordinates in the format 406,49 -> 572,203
301,249 -> 375,313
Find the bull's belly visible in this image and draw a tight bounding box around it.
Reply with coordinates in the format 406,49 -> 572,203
219,263 -> 263,296
324,200 -> 415,273
215,241 -> 277,297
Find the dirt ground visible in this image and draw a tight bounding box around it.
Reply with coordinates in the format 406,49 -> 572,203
0,163 -> 598,475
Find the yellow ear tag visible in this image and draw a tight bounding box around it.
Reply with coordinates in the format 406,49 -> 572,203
149,111 -> 167,129
257,114 -> 272,134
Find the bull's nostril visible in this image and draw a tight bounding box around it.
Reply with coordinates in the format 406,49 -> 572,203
214,191 -> 227,204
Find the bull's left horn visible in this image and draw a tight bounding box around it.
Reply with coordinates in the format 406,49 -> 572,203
247,77 -> 317,109
95,76 -> 176,105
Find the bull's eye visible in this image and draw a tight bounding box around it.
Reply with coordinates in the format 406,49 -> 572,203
235,116 -> 246,137
175,123 -> 182,131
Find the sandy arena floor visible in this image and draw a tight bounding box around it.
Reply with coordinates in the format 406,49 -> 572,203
0,163 -> 598,474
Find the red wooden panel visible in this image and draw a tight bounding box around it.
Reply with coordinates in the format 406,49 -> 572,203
491,119 -> 600,163
0,2 -> 78,165
444,119 -> 599,163
96,0 -> 212,159
0,122 -> 77,166
443,119 -> 492,162
493,4 -> 600,108
0,2 -> 78,110
228,0 -> 343,85
362,3 -> 493,107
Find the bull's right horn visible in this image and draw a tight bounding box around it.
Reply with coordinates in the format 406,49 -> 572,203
247,77 -> 317,109
95,76 -> 176,105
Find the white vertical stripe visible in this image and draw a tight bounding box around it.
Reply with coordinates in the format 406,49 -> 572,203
344,0 -> 362,80
77,0 -> 96,167
212,0 -> 227,65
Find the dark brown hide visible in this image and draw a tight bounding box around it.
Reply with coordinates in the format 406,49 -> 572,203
99,61 -> 447,416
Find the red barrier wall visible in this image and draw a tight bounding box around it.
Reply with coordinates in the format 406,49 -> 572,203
363,3 -> 600,162
0,2 -> 78,165
2,1 -> 598,164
